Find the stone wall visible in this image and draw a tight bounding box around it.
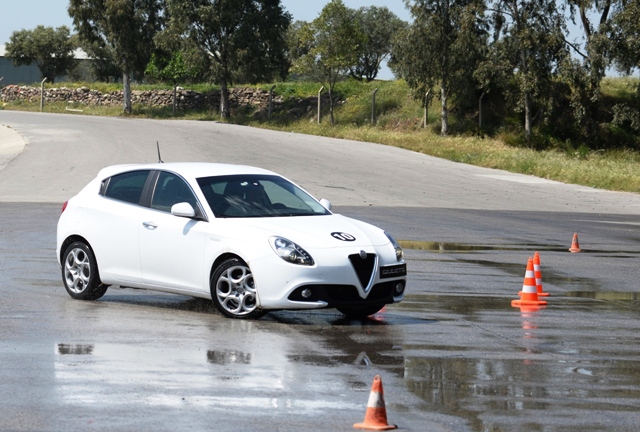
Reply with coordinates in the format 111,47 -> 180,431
0,85 -> 284,110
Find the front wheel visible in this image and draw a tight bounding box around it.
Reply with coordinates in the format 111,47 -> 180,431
62,241 -> 108,300
210,258 -> 266,319
337,304 -> 385,319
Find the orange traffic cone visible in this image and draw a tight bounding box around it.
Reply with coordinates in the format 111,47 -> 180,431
533,252 -> 549,297
512,257 -> 547,307
354,375 -> 397,430
569,233 -> 581,253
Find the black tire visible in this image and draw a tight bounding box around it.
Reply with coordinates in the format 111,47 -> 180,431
337,304 -> 385,319
210,258 -> 266,319
61,241 -> 108,300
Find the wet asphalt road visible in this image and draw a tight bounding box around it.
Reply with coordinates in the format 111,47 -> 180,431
1,202 -> 639,432
1,112 -> 640,431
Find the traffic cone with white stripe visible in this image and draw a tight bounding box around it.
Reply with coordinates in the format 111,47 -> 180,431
569,233 -> 581,253
512,257 -> 547,307
354,375 -> 397,430
533,252 -> 549,297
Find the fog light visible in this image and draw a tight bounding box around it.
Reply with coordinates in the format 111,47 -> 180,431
394,282 -> 405,295
301,288 -> 312,299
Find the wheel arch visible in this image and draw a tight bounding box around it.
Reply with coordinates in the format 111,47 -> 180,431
209,253 -> 246,282
59,235 -> 92,264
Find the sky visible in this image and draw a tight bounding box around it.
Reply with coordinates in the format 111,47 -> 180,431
0,0 -> 411,80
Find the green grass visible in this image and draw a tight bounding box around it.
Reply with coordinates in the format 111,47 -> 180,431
3,78 -> 640,193
601,76 -> 639,100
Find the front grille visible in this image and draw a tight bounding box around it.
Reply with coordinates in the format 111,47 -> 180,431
349,253 -> 376,290
288,281 -> 399,307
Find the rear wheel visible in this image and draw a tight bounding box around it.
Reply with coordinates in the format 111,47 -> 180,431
337,304 -> 385,319
210,258 -> 266,319
62,241 -> 108,300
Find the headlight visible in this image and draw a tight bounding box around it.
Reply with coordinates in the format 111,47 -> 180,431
269,236 -> 315,266
385,231 -> 404,262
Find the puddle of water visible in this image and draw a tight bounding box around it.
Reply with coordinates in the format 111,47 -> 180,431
396,293 -> 516,315
446,258 -> 604,293
207,350 -> 252,365
57,344 -> 94,355
399,240 -> 546,253
565,291 -> 640,301
399,240 -> 640,256
403,356 -> 640,429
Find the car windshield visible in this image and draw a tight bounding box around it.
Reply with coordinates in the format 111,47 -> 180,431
197,174 -> 331,218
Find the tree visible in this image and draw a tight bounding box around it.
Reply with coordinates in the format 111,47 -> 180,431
145,51 -> 196,114
488,0 -> 568,142
69,0 -> 164,113
391,0 -> 487,135
5,26 -> 76,83
559,0 -> 623,142
565,0 -> 618,81
145,51 -> 193,85
609,0 -> 640,74
284,20 -> 314,80
350,6 -> 407,82
77,39 -> 121,83
294,0 -> 365,125
163,0 -> 291,118
608,0 -> 640,132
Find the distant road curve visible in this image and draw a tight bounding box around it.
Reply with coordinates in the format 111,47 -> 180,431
1,111 -> 639,215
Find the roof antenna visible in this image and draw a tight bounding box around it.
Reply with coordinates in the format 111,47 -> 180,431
157,141 -> 164,163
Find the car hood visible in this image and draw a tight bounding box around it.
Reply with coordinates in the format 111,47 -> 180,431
219,213 -> 390,249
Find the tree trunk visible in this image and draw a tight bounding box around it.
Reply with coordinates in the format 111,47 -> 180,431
220,81 -> 230,118
524,91 -> 532,143
440,86 -> 448,136
422,90 -> 431,128
123,71 -> 132,114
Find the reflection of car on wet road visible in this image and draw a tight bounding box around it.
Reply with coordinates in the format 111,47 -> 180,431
56,163 -> 407,319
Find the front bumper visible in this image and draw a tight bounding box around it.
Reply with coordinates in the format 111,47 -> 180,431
248,245 -> 406,310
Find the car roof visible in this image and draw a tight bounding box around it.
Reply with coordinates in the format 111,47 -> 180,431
96,162 -> 278,180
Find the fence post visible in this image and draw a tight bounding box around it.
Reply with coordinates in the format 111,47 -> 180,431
371,88 -> 379,124
40,78 -> 47,112
268,84 -> 276,120
479,91 -> 486,129
173,84 -> 178,115
317,86 -> 325,124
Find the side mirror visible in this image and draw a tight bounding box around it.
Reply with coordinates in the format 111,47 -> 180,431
171,202 -> 196,218
319,198 -> 332,211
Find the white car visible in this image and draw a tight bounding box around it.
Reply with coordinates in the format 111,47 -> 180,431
56,163 -> 407,319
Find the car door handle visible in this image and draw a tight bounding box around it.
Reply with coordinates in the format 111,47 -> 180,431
142,221 -> 158,230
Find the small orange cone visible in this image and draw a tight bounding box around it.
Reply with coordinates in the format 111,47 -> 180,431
354,375 -> 397,430
512,257 -> 547,307
533,252 -> 549,297
569,233 -> 581,253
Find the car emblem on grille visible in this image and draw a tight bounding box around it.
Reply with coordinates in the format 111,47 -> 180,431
359,250 -> 367,259
331,232 -> 356,242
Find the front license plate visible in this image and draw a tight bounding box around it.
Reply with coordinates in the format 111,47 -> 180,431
380,263 -> 407,279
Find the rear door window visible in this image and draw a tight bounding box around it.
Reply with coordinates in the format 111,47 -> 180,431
102,170 -> 151,205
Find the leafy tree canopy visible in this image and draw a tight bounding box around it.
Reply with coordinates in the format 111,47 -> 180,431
350,6 -> 407,82
5,25 -> 77,83
391,0 -> 488,135
293,0 -> 365,124
69,0 -> 164,112
163,0 -> 291,117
